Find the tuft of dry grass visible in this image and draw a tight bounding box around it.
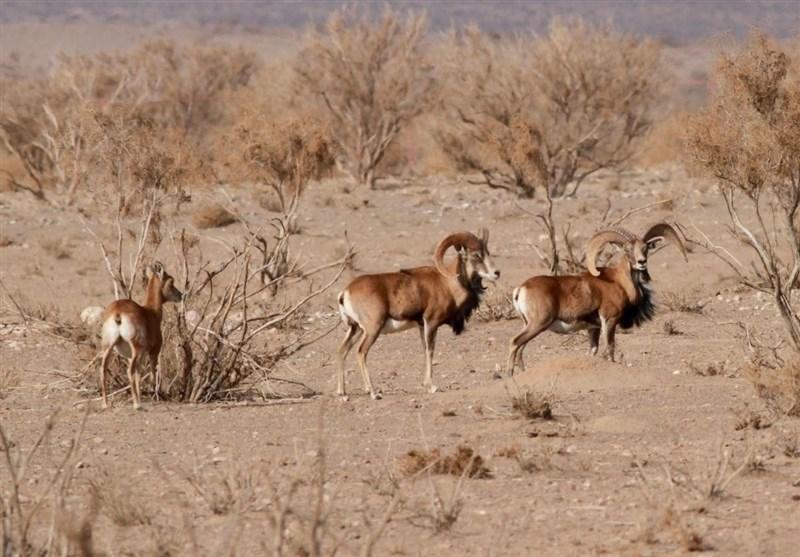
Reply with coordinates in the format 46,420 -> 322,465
744,357 -> 800,417
689,361 -> 727,377
475,291 -> 517,322
398,445 -> 492,479
88,471 -> 151,527
662,319 -> 683,336
779,430 -> 800,458
661,291 -> 704,314
191,203 -> 237,229
733,406 -> 773,431
509,386 -> 555,421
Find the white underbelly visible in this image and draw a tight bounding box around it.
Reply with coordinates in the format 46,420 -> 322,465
381,319 -> 416,334
548,320 -> 595,334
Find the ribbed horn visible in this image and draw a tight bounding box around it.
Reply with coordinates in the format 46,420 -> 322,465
643,223 -> 687,261
585,229 -> 634,277
433,232 -> 483,277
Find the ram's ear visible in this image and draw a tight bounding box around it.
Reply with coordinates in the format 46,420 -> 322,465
149,261 -> 165,280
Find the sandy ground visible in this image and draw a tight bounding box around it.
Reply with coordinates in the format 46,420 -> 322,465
1,165 -> 799,556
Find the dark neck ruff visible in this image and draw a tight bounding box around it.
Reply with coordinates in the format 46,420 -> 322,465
447,275 -> 485,335
619,269 -> 654,329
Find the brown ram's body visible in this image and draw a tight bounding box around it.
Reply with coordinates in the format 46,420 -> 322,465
337,230 -> 498,399
506,224 -> 684,374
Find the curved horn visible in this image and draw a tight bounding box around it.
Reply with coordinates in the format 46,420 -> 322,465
643,223 -> 687,261
433,232 -> 482,277
585,229 -> 634,277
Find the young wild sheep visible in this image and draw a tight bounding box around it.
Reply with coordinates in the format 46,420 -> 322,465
506,223 -> 686,374
337,229 -> 499,400
99,262 -> 182,409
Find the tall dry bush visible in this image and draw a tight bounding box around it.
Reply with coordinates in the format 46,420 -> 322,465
294,6 -> 436,188
155,230 -> 352,403
85,112 -> 200,300
0,40 -> 256,204
686,33 -> 800,350
438,20 -> 661,199
224,113 -> 334,217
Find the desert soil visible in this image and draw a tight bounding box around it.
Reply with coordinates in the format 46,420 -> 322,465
2,166 -> 800,556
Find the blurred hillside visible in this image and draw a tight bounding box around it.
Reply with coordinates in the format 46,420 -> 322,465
1,0 -> 799,43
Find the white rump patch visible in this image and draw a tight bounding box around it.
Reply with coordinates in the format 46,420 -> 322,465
339,291 -> 358,325
513,287 -> 529,324
101,314 -> 138,354
381,319 -> 416,334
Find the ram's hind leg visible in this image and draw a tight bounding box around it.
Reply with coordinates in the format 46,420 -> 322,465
355,330 -> 382,400
126,344 -> 142,410
336,324 -> 362,399
506,320 -> 549,376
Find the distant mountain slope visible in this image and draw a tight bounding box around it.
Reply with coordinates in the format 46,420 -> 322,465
1,0 -> 798,42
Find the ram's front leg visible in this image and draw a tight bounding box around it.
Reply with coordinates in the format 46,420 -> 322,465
600,317 -> 620,362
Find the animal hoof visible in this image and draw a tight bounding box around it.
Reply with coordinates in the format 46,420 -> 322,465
427,384 -> 439,394
338,394 -> 350,402
370,391 -> 383,400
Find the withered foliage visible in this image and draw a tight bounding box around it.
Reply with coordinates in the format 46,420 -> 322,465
398,445 -> 492,479
686,33 -> 800,350
294,6 -> 436,188
224,113 -> 335,215
0,40 -> 256,204
438,20 -> 661,198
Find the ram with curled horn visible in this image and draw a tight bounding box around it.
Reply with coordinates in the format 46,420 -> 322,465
336,229 -> 499,400
505,222 -> 686,374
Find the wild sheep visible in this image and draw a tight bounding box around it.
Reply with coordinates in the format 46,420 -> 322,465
337,229 -> 499,399
506,223 -> 686,373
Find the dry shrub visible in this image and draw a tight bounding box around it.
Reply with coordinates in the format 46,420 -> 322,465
437,19 -> 661,198
174,461 -> 265,516
662,320 -> 683,336
223,114 -> 334,218
509,386 -> 555,421
191,202 -> 237,229
294,6 -> 436,188
638,505 -> 709,553
779,430 -> 800,457
661,290 -> 704,314
88,470 -> 151,527
689,361 -> 727,377
744,357 -> 800,417
475,290 -> 517,322
399,445 -> 492,479
686,33 -> 800,350
153,230 -> 352,403
86,113 -> 201,300
0,41 -> 255,206
0,411 -> 91,556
